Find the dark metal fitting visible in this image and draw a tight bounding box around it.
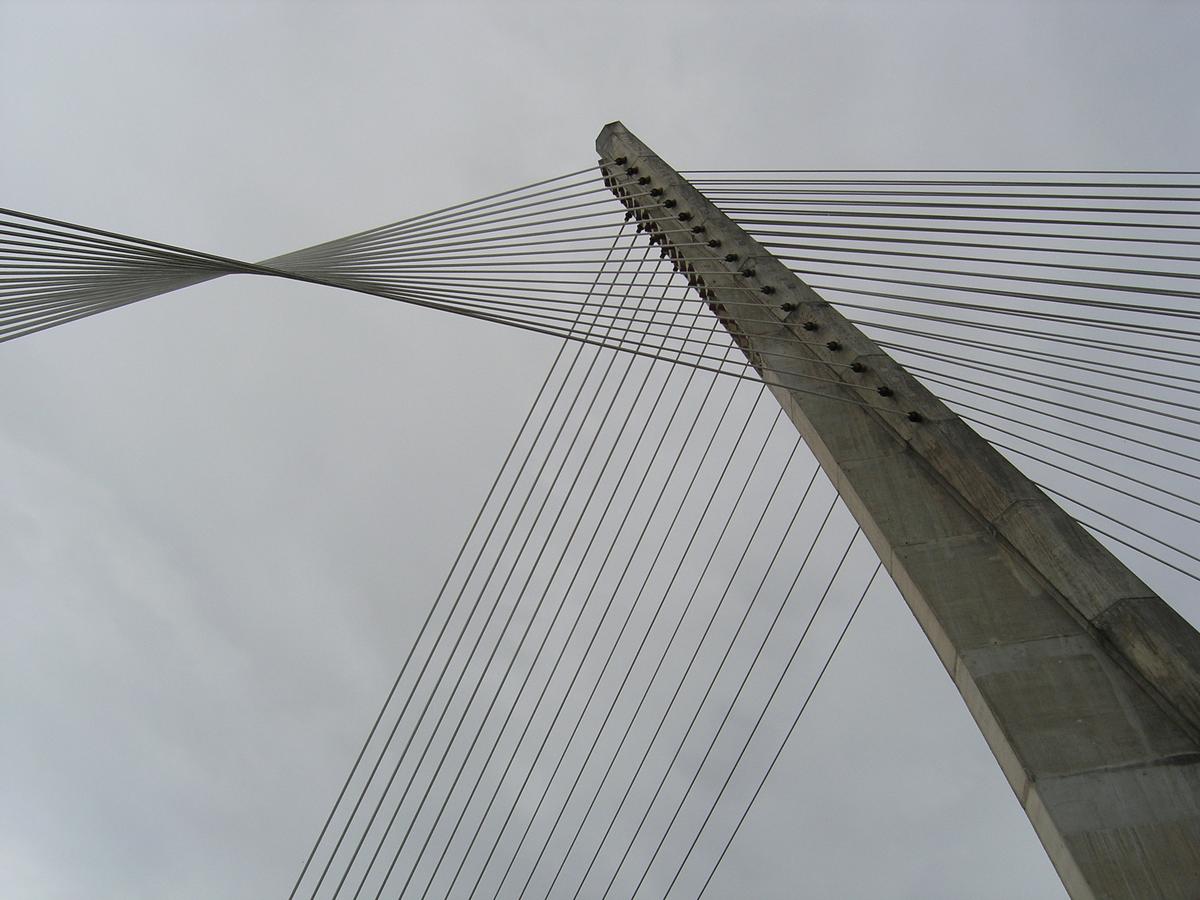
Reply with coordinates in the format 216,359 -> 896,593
724,253 -> 739,262
615,156 -> 628,165
780,302 -> 797,312
740,268 -> 756,278
877,386 -> 894,397
664,199 -> 677,208
649,187 -> 664,197
802,321 -> 818,331
760,285 -> 775,295
678,212 -> 693,221
907,410 -> 923,422
707,239 -> 722,248
826,340 -> 841,351
638,176 -> 651,185
850,361 -> 866,373
625,166 -> 639,175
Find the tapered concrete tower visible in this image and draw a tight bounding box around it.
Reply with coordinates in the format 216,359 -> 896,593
597,121 -> 1200,900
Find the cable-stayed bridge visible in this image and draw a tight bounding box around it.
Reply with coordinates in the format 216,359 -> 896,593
4,122 -> 1199,899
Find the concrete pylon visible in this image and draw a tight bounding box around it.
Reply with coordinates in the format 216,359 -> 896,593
596,121 -> 1200,899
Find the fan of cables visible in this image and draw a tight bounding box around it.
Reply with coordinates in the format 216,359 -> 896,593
2,170 -> 726,369
3,166 -> 1200,588
674,168 -> 1200,585
7,166 -> 1200,899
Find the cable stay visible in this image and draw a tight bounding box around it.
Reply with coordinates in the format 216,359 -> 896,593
7,164 -> 1200,898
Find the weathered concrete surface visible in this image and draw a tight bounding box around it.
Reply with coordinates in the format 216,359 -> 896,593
597,121 -> 1200,899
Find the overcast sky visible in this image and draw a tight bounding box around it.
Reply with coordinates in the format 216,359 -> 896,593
3,1 -> 1199,898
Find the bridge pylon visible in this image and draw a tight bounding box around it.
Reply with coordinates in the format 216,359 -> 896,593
597,121 -> 1200,899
